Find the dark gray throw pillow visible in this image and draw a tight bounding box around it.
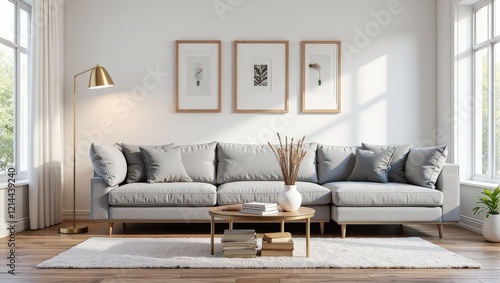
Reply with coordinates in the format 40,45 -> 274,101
405,146 -> 448,189
139,146 -> 192,183
362,143 -> 412,183
121,143 -> 174,183
347,148 -> 396,183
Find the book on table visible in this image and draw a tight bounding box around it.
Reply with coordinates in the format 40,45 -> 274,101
241,202 -> 279,215
262,232 -> 292,243
242,202 -> 278,210
239,208 -> 279,215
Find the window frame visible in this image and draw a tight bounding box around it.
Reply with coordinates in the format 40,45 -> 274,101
472,0 -> 500,182
0,0 -> 31,183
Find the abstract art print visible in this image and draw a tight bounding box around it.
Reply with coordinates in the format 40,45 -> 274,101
234,41 -> 288,113
301,41 -> 341,113
175,40 -> 221,112
253,64 -> 268,86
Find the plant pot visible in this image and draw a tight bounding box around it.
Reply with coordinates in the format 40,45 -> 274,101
278,185 -> 302,212
482,214 -> 500,242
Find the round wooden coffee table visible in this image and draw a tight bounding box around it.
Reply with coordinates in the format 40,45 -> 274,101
208,205 -> 315,257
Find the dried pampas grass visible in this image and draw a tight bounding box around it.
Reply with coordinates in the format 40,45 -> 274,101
268,133 -> 307,185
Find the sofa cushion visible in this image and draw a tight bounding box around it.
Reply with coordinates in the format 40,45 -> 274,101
405,146 -> 448,189
216,142 -> 318,184
180,142 -> 217,184
317,145 -> 358,184
89,143 -> 127,186
121,143 -> 174,183
362,143 -> 412,183
140,147 -> 192,183
347,148 -> 395,183
217,181 -> 331,205
324,181 -> 443,207
108,182 -> 217,206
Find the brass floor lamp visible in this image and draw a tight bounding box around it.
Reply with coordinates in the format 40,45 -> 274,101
59,65 -> 114,234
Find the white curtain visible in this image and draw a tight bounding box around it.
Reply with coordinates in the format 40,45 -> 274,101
29,0 -> 65,230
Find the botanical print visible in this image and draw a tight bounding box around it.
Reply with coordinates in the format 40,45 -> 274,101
186,55 -> 211,97
308,63 -> 321,86
301,41 -> 340,113
307,53 -> 332,96
254,64 -> 268,86
194,63 -> 203,86
249,58 -> 272,95
175,41 -> 221,112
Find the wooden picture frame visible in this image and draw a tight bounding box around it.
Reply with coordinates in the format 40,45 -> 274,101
175,40 -> 221,113
301,41 -> 341,113
234,40 -> 289,113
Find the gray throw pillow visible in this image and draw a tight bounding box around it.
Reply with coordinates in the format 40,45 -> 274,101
317,145 -> 359,184
347,148 -> 396,183
121,143 -> 174,183
139,146 -> 192,183
89,143 -> 127,186
405,146 -> 448,189
180,142 -> 217,184
362,143 -> 412,183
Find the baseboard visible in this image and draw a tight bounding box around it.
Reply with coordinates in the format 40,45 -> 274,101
62,210 -> 90,221
0,217 -> 30,238
457,215 -> 482,234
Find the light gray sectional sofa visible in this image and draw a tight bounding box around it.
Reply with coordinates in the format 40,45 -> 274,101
89,141 -> 459,237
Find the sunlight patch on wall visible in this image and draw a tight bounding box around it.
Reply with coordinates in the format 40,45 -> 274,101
356,55 -> 388,142
357,55 -> 387,104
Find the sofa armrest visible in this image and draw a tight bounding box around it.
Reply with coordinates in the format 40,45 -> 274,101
435,163 -> 460,222
90,177 -> 116,220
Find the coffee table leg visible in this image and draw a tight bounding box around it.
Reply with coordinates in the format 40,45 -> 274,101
210,215 -> 215,255
306,217 -> 310,257
280,220 -> 285,232
229,219 -> 233,230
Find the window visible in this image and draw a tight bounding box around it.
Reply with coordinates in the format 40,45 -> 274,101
0,0 -> 30,183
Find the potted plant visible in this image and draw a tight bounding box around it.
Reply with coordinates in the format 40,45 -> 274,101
268,133 -> 307,211
472,186 -> 500,242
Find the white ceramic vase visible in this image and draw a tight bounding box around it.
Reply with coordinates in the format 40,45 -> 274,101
483,214 -> 500,242
278,185 -> 302,212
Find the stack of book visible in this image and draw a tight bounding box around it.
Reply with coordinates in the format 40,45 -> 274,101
260,232 -> 294,257
221,229 -> 258,258
240,202 -> 279,215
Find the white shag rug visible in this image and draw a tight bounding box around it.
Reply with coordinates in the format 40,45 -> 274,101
37,237 -> 480,269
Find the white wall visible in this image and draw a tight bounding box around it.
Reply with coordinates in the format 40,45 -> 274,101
63,0 -> 438,217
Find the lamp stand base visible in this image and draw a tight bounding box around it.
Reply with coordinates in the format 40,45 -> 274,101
58,226 -> 88,234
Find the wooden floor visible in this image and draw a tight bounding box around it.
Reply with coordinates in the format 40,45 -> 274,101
0,221 -> 499,282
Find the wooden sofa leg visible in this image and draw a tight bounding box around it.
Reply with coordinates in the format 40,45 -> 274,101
437,224 -> 443,238
108,223 -> 113,236
341,224 -> 346,238
320,222 -> 325,235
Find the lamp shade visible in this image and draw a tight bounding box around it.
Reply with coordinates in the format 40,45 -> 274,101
88,65 -> 114,89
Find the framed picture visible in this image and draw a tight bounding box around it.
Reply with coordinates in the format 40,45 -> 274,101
234,40 -> 289,113
301,41 -> 341,113
175,40 -> 221,112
